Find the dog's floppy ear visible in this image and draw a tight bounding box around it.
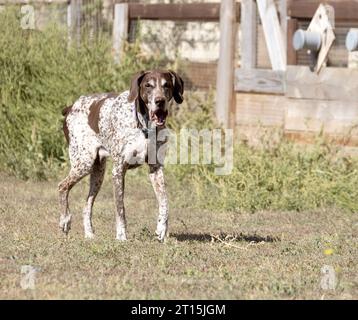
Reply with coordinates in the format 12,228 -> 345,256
169,70 -> 184,104
128,71 -> 147,103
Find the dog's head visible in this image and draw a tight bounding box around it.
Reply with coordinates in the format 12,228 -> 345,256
128,69 -> 184,127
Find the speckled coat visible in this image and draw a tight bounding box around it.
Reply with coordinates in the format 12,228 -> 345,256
59,91 -> 168,241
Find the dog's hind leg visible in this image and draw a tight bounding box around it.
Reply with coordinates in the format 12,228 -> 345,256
58,147 -> 98,235
82,155 -> 106,239
58,171 -> 86,234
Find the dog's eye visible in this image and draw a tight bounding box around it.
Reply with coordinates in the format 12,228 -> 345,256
162,82 -> 169,88
145,83 -> 153,88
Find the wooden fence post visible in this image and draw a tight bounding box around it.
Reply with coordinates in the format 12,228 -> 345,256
278,0 -> 287,53
216,0 -> 236,128
257,0 -> 286,71
113,3 -> 129,64
67,1 -> 72,43
76,0 -> 82,45
67,0 -> 82,45
240,0 -> 257,69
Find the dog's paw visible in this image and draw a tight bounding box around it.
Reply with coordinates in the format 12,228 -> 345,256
84,232 -> 95,239
59,214 -> 72,234
155,225 -> 168,243
116,230 -> 127,241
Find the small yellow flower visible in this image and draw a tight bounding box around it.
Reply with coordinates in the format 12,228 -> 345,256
324,248 -> 334,256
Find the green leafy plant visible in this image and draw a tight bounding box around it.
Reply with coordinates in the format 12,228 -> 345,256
0,8 -> 162,179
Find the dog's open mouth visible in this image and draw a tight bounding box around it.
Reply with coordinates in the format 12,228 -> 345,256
150,109 -> 168,126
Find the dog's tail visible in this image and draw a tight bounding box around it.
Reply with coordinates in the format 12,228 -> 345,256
62,105 -> 72,144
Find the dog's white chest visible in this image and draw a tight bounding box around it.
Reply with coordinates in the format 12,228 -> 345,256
123,131 -> 148,166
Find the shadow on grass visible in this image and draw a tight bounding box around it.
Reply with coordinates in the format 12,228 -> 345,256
172,232 -> 280,243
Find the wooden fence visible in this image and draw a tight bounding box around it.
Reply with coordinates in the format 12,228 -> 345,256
112,0 -> 358,147
3,0 -> 358,146
236,0 -> 358,147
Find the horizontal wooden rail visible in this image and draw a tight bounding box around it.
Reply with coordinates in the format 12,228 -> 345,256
286,66 -> 358,102
236,65 -> 358,98
288,0 -> 358,21
127,3 -> 241,22
235,68 -> 285,95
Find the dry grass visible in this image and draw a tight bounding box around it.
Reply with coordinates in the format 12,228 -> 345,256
0,171 -> 357,300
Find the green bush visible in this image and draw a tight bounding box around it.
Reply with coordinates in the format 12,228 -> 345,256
0,8 -> 162,179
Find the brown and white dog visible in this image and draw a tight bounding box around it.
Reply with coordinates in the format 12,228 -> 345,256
59,70 -> 184,241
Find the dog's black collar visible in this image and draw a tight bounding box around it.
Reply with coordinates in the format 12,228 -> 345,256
134,99 -> 156,138
134,99 -> 146,123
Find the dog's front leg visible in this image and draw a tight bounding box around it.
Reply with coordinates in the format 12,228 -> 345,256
149,165 -> 168,242
113,162 -> 127,240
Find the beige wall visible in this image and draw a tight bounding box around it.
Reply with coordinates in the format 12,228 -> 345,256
136,0 -> 222,63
